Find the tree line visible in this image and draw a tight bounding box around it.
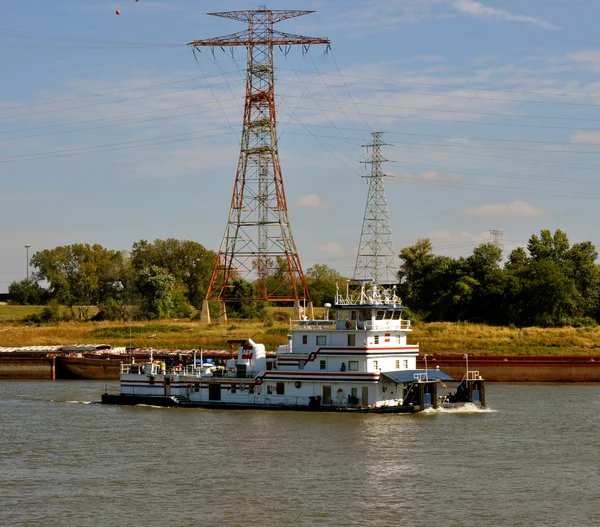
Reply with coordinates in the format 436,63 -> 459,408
398,229 -> 600,327
10,229 -> 595,327
8,239 -> 342,321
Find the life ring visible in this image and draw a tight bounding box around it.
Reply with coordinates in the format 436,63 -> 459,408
345,320 -> 352,329
294,381 -> 302,389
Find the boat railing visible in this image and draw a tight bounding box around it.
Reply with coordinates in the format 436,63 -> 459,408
362,320 -> 411,330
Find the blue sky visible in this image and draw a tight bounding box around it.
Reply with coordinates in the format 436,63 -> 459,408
2,0 -> 600,291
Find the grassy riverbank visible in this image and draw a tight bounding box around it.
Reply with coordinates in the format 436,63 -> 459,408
1,305 -> 600,355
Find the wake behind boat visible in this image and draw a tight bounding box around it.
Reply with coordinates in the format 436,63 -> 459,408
101,280 -> 486,413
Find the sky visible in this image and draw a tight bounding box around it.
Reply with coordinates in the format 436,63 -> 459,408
2,0 -> 600,292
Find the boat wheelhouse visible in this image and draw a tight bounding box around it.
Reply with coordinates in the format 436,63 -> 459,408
102,280 -> 486,412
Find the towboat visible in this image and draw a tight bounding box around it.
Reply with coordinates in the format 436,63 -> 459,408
101,280 -> 486,413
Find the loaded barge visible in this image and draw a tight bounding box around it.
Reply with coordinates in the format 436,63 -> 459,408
102,280 -> 486,413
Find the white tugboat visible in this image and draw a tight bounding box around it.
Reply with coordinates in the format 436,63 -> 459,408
102,280 -> 486,413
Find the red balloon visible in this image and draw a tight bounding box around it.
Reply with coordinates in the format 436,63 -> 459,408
116,9 -> 121,15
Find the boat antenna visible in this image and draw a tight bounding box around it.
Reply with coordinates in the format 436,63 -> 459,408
464,353 -> 469,378
424,353 -> 428,381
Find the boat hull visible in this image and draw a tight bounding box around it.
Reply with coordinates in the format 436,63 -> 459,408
100,393 -> 423,413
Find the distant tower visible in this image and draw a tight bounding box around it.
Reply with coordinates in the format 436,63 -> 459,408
188,8 -> 329,323
353,132 -> 396,284
489,229 -> 504,251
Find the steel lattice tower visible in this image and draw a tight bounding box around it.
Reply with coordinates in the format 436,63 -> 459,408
353,132 -> 396,285
189,8 -> 329,323
489,229 -> 504,252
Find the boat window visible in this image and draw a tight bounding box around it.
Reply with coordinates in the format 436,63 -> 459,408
395,360 -> 400,369
392,311 -> 402,320
249,385 -> 255,394
347,334 -> 355,346
267,385 -> 274,394
302,335 -> 308,345
276,382 -> 285,395
376,310 -> 385,320
320,360 -> 327,370
373,360 -> 379,370
351,310 -> 357,321
403,360 -> 408,369
374,335 -> 379,344
231,384 -> 237,394
385,311 -> 393,320
316,335 -> 326,346
348,360 -> 359,371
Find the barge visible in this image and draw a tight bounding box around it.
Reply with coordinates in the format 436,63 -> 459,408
102,280 -> 486,413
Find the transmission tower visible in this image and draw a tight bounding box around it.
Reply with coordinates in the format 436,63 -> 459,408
353,132 -> 396,285
489,229 -> 504,251
189,8 -> 329,323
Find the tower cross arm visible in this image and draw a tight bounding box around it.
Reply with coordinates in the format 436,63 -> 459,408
188,30 -> 329,48
208,10 -> 316,23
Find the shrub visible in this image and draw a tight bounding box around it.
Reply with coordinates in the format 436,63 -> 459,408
93,298 -> 126,321
571,316 -> 598,328
40,301 -> 61,323
270,310 -> 290,322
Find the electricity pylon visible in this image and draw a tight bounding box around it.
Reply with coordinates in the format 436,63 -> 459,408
353,132 -> 396,285
188,8 -> 329,323
489,229 -> 504,252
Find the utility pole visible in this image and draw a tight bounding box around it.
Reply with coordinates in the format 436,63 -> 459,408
189,8 -> 329,323
24,244 -> 31,281
354,132 -> 396,285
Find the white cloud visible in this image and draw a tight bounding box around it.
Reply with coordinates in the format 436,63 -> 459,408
570,131 -> 600,145
314,241 -> 344,256
391,170 -> 464,185
295,194 -> 331,209
300,1 -> 454,34
452,0 -> 558,30
462,201 -> 546,218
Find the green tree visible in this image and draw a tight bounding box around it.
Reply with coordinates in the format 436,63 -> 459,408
306,264 -> 341,307
398,239 -> 456,319
8,279 -> 47,305
138,265 -> 175,319
131,239 -> 217,308
225,279 -> 266,319
30,244 -> 126,319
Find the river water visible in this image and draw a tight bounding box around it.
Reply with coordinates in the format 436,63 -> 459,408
1,381 -> 599,526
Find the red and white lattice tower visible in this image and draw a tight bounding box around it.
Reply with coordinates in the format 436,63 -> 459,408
189,8 -> 329,323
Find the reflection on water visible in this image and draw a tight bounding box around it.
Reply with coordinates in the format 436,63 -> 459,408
1,381 -> 599,526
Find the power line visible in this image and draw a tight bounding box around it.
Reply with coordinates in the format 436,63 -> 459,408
1,103 -> 239,141
0,27 -> 183,48
0,77 -> 242,121
278,68 -> 600,106
0,72 -> 237,112
0,126 -> 239,163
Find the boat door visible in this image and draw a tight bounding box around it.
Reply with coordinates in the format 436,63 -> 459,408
322,385 -> 332,405
164,376 -> 171,396
209,383 -> 221,401
361,386 -> 369,406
